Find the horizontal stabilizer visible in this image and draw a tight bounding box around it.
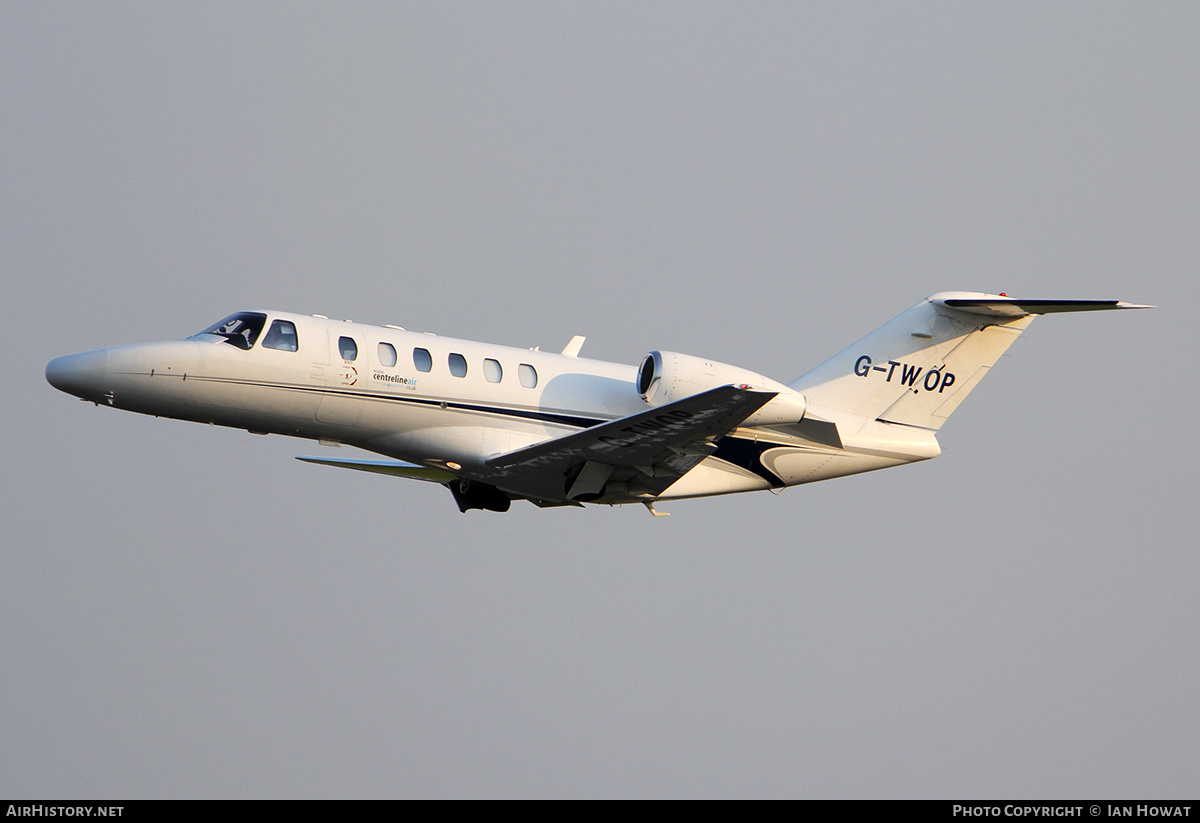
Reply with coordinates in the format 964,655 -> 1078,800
296,456 -> 457,483
936,297 -> 1153,317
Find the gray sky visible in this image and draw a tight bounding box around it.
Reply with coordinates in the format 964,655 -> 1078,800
3,2 -> 1196,798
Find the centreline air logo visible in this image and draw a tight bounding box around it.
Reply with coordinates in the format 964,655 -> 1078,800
853,355 -> 957,393
373,371 -> 418,391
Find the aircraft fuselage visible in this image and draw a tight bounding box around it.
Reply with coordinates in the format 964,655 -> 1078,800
46,310 -> 925,508
47,295 -> 1146,512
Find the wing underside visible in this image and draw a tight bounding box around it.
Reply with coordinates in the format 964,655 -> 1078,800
486,384 -> 777,503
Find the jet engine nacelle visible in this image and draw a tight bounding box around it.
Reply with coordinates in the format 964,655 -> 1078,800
637,350 -> 807,428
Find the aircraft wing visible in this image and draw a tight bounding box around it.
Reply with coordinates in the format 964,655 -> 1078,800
486,384 -> 777,502
296,456 -> 458,483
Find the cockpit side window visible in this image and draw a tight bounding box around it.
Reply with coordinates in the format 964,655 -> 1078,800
262,319 -> 299,352
191,312 -> 267,350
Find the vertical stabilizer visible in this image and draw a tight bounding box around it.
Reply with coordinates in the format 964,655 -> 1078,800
789,292 -> 1150,437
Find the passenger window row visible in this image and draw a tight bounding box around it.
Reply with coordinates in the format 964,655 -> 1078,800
334,335 -> 540,388
411,347 -> 537,388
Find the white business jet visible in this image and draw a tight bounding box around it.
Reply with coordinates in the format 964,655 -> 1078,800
46,292 -> 1148,514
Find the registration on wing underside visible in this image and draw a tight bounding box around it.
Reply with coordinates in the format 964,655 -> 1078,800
484,385 -> 776,500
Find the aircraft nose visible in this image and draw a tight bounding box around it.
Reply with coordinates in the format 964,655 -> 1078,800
46,350 -> 108,400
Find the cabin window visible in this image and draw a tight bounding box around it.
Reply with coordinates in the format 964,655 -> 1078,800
519,363 -> 537,388
191,312 -> 266,350
338,336 -> 358,361
413,347 -> 432,372
378,342 -> 397,367
483,358 -> 502,383
262,320 -> 299,352
448,353 -> 468,378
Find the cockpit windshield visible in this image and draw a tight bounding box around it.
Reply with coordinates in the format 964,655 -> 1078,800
189,312 -> 267,350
